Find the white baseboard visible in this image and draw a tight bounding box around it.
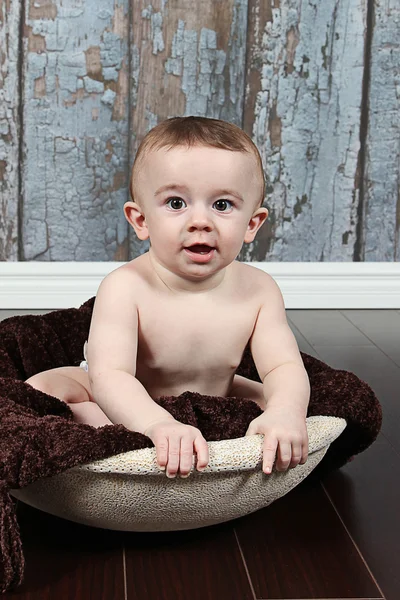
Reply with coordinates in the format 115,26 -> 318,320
0,262 -> 399,309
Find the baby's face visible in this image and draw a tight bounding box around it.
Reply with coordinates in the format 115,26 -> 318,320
127,145 -> 267,276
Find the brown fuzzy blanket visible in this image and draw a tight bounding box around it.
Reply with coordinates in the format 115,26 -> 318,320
0,297 -> 382,593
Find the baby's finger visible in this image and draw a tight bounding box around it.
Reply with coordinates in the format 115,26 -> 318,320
299,443 -> 309,465
276,441 -> 291,472
156,435 -> 169,471
289,443 -> 303,469
193,435 -> 209,471
166,437 -> 181,478
262,436 -> 278,474
179,436 -> 196,477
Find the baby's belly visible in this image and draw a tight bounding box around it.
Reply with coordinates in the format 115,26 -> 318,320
138,370 -> 236,399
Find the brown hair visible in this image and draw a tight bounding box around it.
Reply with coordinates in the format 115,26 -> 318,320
130,116 -> 266,208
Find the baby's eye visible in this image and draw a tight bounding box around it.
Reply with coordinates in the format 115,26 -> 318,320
214,199 -> 233,211
166,197 -> 186,210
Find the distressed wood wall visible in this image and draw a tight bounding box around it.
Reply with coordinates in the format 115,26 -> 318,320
0,0 -> 21,261
0,0 -> 398,263
363,0 -> 400,261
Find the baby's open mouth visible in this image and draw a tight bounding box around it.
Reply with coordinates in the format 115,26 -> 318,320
186,244 -> 214,254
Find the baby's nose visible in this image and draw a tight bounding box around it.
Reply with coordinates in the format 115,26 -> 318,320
187,207 -> 214,230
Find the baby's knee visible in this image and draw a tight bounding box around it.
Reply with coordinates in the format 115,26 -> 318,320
25,372 -> 88,404
25,372 -> 60,400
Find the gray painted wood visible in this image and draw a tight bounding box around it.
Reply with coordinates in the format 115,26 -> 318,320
129,0 -> 248,259
363,0 -> 400,261
241,0 -> 367,261
21,0 -> 130,261
2,0 -> 399,264
0,0 -> 21,261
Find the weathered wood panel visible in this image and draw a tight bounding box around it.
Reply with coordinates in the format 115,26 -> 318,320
1,0 -> 398,264
363,0 -> 400,261
240,0 -> 367,262
129,0 -> 248,259
21,0 -> 130,261
0,0 -> 21,261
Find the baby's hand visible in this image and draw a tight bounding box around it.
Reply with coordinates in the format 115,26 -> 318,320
245,406 -> 308,475
143,419 -> 209,478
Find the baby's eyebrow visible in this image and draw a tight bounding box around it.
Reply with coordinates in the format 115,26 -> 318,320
154,183 -> 244,202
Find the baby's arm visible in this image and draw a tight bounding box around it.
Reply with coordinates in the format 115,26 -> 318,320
246,272 -> 310,473
87,269 -> 176,434
250,272 -> 310,414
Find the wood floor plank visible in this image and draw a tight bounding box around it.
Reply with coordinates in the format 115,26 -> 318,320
288,310 -> 399,453
288,310 -> 374,347
234,478 -> 382,599
123,522 -> 254,600
323,433 -> 400,600
312,344 -> 399,455
2,502 -> 126,600
287,316 -> 320,358
341,309 -> 400,367
289,311 -> 400,599
1,308 -> 397,599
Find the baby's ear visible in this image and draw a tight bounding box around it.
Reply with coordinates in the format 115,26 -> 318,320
123,202 -> 149,241
243,207 -> 269,244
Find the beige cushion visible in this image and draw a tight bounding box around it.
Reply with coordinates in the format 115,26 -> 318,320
11,416 -> 346,531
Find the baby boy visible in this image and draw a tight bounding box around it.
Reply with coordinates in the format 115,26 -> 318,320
25,116 -> 310,479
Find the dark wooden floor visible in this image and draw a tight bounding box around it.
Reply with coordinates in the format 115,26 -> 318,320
1,308 -> 398,600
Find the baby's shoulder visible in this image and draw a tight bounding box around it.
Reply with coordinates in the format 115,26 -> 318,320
236,263 -> 286,319
233,260 -> 276,292
112,254 -> 148,282
100,257 -> 148,301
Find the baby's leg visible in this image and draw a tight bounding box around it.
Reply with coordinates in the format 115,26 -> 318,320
25,367 -> 113,428
229,373 -> 267,411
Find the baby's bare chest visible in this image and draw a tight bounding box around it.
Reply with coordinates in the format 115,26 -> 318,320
135,295 -> 259,378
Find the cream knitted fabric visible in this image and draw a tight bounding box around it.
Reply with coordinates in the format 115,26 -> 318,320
11,416 -> 346,531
